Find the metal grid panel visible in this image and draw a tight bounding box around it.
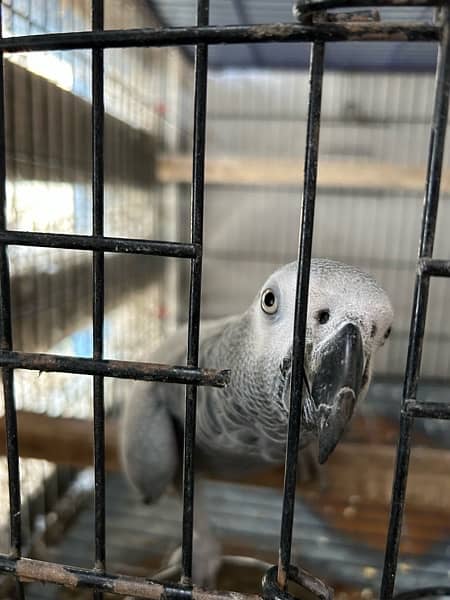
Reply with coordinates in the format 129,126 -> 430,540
0,2 -> 449,600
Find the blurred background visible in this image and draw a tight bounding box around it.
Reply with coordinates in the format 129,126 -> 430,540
1,1 -> 450,598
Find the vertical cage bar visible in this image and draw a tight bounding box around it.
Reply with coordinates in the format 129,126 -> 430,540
0,5 -> 25,598
181,0 -> 209,584
92,2 -> 106,599
277,41 -> 325,590
0,0 -> 19,561
381,7 -> 450,599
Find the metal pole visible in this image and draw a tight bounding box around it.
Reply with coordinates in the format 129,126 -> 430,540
381,7 -> 450,598
181,0 -> 209,584
92,2 -> 106,600
277,40 -> 325,590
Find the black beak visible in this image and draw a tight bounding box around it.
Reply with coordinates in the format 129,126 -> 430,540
311,322 -> 364,464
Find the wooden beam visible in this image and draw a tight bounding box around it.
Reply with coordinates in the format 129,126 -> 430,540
156,155 -> 450,193
0,411 -> 120,472
2,411 -> 450,514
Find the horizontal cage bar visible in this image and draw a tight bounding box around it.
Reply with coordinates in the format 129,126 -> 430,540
419,258 -> 450,277
0,350 -> 229,387
405,399 -> 450,419
0,555 -> 261,600
0,23 -> 438,53
295,0 -> 448,14
0,231 -> 197,259
393,586 -> 450,599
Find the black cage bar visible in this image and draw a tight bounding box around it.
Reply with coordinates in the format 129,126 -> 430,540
91,3 -> 106,600
380,5 -> 450,599
0,3 -> 24,600
0,2 -> 449,600
181,0 -> 209,584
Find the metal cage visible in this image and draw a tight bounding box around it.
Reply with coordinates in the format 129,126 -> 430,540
0,1 -> 449,599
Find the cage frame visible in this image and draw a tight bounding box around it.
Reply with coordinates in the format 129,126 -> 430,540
0,1 -> 449,599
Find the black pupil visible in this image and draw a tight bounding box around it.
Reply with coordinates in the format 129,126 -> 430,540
318,310 -> 329,324
264,291 -> 275,307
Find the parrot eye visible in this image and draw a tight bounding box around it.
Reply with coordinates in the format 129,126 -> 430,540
371,323 -> 377,338
261,288 -> 278,314
384,326 -> 392,339
316,309 -> 330,325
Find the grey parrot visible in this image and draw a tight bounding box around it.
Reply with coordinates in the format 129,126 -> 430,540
120,259 -> 393,579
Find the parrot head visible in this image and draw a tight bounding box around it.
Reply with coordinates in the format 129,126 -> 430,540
249,259 -> 393,464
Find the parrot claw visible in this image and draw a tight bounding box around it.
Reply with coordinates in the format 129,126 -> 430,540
161,530 -> 222,587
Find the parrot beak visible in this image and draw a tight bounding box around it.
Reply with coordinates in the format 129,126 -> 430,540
311,322 -> 364,464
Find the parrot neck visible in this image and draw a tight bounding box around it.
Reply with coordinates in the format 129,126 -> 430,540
195,314 -> 292,468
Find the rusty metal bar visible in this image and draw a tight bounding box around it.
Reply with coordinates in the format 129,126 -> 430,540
0,23 -> 438,54
0,554 -> 262,600
419,257 -> 450,277
0,350 -> 229,387
405,399 -> 450,419
394,587 -> 450,599
0,230 -> 198,258
294,0 -> 448,16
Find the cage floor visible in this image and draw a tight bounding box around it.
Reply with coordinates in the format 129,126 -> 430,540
25,382 -> 450,600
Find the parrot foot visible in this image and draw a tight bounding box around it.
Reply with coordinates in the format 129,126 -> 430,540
157,529 -> 222,588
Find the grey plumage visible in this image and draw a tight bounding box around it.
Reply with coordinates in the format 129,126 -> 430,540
120,258 -> 393,504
